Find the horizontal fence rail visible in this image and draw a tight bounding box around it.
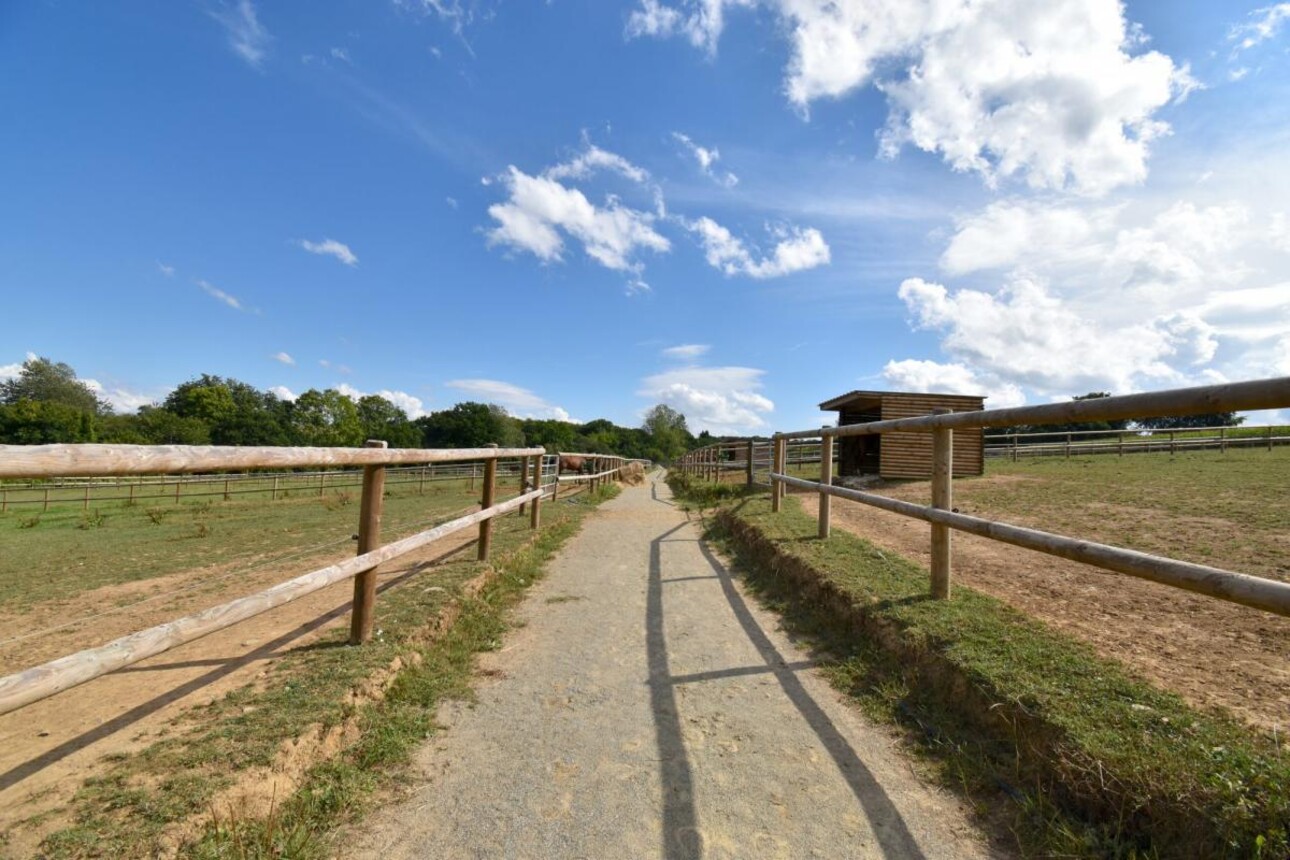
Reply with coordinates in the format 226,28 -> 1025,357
0,443 -> 543,479
0,441 -> 630,715
678,376 -> 1290,619
0,488 -> 544,716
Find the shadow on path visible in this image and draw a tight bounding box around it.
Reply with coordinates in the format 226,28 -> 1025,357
648,521 -> 703,860
695,538 -> 928,860
647,507 -> 928,859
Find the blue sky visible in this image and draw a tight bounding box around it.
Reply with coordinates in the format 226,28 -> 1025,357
3,1 -> 1289,433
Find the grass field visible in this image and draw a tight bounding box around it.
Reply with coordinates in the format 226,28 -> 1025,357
969,446 -> 1289,579
0,474 -> 534,610
0,463 -> 611,857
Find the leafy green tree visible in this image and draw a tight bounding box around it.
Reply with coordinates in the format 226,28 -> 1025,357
164,375 -> 289,445
518,418 -> 578,453
100,407 -> 213,445
642,404 -> 690,462
1134,412 -> 1244,430
288,389 -> 364,447
356,395 -> 421,448
416,402 -> 523,448
0,399 -> 97,443
0,356 -> 109,415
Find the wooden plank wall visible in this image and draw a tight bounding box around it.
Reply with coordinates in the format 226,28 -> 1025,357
879,394 -> 984,479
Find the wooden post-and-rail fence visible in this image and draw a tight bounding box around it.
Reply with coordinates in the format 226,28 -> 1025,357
0,441 -> 626,717
760,376 -> 1290,618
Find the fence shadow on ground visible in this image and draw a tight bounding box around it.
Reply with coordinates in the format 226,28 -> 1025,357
645,479 -> 927,860
0,542 -> 474,792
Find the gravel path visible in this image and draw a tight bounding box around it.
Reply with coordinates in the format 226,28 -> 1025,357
343,473 -> 1001,859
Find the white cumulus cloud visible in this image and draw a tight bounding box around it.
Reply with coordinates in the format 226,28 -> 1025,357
630,0 -> 1193,194
270,385 -> 298,402
689,217 -> 830,278
334,383 -> 427,419
298,238 -> 359,267
638,365 -> 773,435
271,352 -> 295,366
882,358 -> 1026,408
486,166 -> 670,273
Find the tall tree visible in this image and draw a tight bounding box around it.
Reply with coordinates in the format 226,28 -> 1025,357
0,356 -> 108,414
356,394 -> 421,448
288,389 -> 364,447
416,402 -> 523,448
164,375 -> 289,445
642,404 -> 690,461
1134,412 -> 1244,430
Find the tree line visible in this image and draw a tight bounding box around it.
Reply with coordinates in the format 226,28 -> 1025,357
0,357 -> 702,463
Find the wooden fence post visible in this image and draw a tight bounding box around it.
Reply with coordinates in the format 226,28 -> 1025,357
519,455 -> 530,515
271,476 -> 279,500
1064,433 -> 1071,460
771,438 -> 784,513
931,410 -> 953,600
1220,427 -> 1227,453
553,456 -> 561,502
746,439 -> 754,486
1012,435 -> 1018,462
1268,425 -> 1274,452
1169,431 -> 1176,456
479,446 -> 498,561
818,435 -> 833,539
349,440 -> 388,645
530,454 -> 542,530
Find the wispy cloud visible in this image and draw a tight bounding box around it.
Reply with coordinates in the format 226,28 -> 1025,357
672,132 -> 738,188
211,0 -> 270,69
156,261 -> 175,277
196,279 -> 244,311
1230,4 -> 1290,54
319,358 -> 353,374
445,378 -> 575,422
330,46 -> 352,64
662,343 -> 710,360
272,352 -> 295,366
297,238 -> 359,266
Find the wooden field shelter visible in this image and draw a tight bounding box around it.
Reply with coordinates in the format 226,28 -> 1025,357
819,390 -> 985,479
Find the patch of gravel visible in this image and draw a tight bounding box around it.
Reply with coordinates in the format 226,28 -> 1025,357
342,474 -> 1004,859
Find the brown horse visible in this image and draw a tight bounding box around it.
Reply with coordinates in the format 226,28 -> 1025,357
559,455 -> 589,474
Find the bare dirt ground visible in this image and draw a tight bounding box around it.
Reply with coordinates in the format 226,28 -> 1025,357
341,473 -> 1007,859
0,524 -> 481,847
794,483 -> 1290,735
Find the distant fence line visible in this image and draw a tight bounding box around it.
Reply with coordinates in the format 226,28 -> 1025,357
675,376 -> 1290,619
0,461 -> 540,513
983,423 -> 1290,460
0,441 -> 636,716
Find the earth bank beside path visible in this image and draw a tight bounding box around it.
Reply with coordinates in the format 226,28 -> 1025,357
343,471 -> 1001,859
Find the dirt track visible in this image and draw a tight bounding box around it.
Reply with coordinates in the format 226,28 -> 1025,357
795,488 -> 1290,734
341,473 -> 1003,859
0,527 -> 480,850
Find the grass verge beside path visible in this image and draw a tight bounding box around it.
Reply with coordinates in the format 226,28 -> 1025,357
20,485 -> 619,859
676,476 -> 1288,858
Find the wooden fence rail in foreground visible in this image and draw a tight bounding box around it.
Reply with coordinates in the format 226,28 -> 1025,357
0,441 -> 631,716
677,376 -> 1290,618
